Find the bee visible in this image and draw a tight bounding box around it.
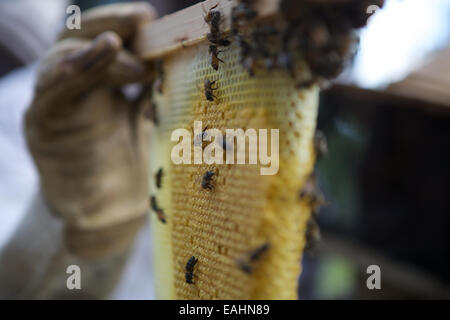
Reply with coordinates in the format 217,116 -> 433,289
144,100 -> 159,125
194,126 -> 208,147
314,130 -> 328,159
209,45 -> 224,71
204,4 -> 231,48
153,59 -> 164,94
204,4 -> 221,33
237,243 -> 270,274
299,173 -> 326,215
207,32 -> 231,47
155,168 -> 163,189
201,170 -> 215,190
249,243 -> 270,262
204,79 -> 218,101
304,216 -> 321,254
150,195 -> 167,223
185,256 -> 198,284
239,262 -> 253,274
138,84 -> 159,125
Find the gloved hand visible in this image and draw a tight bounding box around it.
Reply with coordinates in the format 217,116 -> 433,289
25,2 -> 156,259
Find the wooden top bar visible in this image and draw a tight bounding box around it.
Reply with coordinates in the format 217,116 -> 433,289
134,0 -> 281,60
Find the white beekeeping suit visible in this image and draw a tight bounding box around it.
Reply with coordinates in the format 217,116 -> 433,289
0,0 -> 67,247
0,0 -> 154,299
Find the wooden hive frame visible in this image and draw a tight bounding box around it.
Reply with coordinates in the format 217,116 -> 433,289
135,0 -> 281,60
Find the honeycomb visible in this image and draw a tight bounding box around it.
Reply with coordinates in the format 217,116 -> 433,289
148,42 -> 319,299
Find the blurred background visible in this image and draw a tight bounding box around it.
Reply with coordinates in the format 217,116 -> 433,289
0,0 -> 449,299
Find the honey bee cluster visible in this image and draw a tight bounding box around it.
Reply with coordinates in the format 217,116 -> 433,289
144,59 -> 164,125
229,0 -> 385,88
280,0 -> 385,87
185,256 -> 198,284
150,194 -> 167,224
204,4 -> 231,71
236,243 -> 270,274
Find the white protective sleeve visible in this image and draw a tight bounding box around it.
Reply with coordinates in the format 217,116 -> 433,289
0,191 -> 131,299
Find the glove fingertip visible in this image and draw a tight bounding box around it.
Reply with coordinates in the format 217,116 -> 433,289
65,31 -> 122,72
128,2 -> 157,24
